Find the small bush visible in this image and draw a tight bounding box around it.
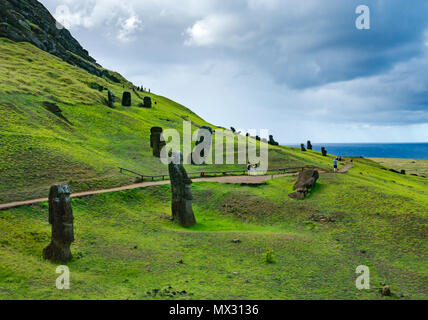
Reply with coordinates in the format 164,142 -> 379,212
263,248 -> 275,264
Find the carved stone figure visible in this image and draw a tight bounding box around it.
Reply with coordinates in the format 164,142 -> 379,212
288,170 -> 319,199
143,96 -> 152,109
168,151 -> 196,227
269,135 -> 279,146
321,147 -> 327,157
307,140 -> 313,150
150,127 -> 165,158
43,185 -> 74,263
301,144 -> 306,151
122,91 -> 131,106
108,90 -> 115,108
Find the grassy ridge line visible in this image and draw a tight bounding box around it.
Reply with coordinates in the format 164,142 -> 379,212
0,38 -> 333,203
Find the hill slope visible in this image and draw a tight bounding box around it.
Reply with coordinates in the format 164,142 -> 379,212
0,158 -> 427,299
0,38 -> 334,203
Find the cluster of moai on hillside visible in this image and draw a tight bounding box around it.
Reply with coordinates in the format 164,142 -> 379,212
106,89 -> 153,109
300,140 -> 328,156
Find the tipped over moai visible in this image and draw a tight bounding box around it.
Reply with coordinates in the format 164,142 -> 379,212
150,127 -> 166,158
169,151 -> 196,227
43,185 -> 74,263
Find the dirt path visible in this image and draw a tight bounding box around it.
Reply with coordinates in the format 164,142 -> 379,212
0,174 -> 293,210
0,165 -> 353,211
339,163 -> 354,173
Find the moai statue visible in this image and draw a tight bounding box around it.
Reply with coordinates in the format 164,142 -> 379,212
108,90 -> 115,108
168,151 -> 196,227
150,127 -> 166,158
269,135 -> 279,146
321,147 -> 328,157
192,126 -> 213,165
301,144 -> 306,151
143,96 -> 152,109
307,140 -> 313,150
122,91 -> 131,106
43,185 -> 74,263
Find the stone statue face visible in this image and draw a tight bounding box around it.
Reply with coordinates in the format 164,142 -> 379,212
172,150 -> 183,165
57,185 -> 71,196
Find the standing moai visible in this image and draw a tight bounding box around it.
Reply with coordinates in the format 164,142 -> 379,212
43,185 -> 74,263
321,147 -> 328,157
143,96 -> 152,109
169,151 -> 196,227
108,90 -> 115,108
192,126 -> 213,165
150,127 -> 166,158
122,91 -> 131,106
301,144 -> 306,151
269,135 -> 279,146
307,140 -> 313,150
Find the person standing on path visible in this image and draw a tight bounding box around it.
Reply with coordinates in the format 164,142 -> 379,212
333,158 -> 338,173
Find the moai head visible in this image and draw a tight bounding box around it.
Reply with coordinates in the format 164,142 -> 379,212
307,140 -> 313,150
150,127 -> 165,157
108,90 -> 115,108
144,96 -> 152,108
301,144 -> 306,151
122,91 -> 131,106
44,184 -> 74,263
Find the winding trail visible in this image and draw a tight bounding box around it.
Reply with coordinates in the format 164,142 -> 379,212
0,164 -> 353,211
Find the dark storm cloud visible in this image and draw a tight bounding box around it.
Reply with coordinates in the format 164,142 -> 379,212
38,0 -> 428,142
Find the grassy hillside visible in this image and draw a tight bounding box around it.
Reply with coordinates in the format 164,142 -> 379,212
0,158 -> 427,299
369,158 -> 428,177
0,38 -> 332,203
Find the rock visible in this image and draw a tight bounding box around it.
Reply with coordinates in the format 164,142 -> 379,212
381,286 -> 392,297
43,185 -> 74,263
143,96 -> 152,108
107,90 -> 115,108
0,0 -> 121,82
150,127 -> 165,158
168,151 -> 196,227
42,101 -> 72,125
307,140 -> 313,150
321,147 -> 327,157
122,91 -> 131,106
192,126 -> 213,165
400,170 -> 406,175
300,144 -> 306,151
232,239 -> 241,244
288,169 -> 319,199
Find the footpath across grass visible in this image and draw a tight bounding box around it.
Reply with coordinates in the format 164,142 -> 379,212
0,159 -> 426,300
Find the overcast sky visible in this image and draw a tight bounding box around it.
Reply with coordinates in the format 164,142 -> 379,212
40,0 -> 428,143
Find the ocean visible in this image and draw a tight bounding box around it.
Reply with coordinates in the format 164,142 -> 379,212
287,143 -> 428,160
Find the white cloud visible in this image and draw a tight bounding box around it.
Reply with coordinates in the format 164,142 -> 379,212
117,15 -> 143,42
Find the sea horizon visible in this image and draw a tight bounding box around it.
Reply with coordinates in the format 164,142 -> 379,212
285,142 -> 428,160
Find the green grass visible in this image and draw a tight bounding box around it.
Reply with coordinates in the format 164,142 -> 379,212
1,38 -> 427,300
0,159 -> 427,300
0,37 -> 332,203
369,158 -> 428,177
